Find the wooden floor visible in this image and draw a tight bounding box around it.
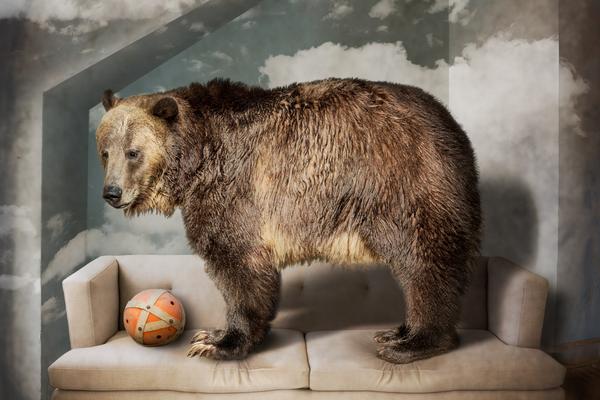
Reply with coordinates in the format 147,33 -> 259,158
564,362 -> 600,400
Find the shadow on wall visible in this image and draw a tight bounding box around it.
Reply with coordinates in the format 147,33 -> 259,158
479,177 -> 538,267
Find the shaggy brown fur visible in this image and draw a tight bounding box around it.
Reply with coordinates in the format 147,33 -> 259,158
96,78 -> 481,363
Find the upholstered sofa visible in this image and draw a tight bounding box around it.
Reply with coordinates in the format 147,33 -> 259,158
48,255 -> 565,399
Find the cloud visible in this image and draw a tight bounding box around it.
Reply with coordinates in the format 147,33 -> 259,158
42,231 -> 87,285
428,0 -> 449,13
559,62 -> 589,137
187,59 -> 207,72
447,34 -> 586,139
369,0 -> 398,20
0,273 -> 40,292
188,21 -> 205,32
46,212 -> 70,241
0,205 -> 37,236
323,1 -> 353,20
0,203 -> 41,397
241,20 -> 256,29
428,0 -> 474,25
211,51 -> 233,64
42,296 -> 66,324
154,26 -> 168,35
426,33 -> 434,47
0,0 -> 210,35
376,25 -> 389,32
260,41 -> 449,102
0,205 -> 41,287
42,205 -> 189,285
425,33 -> 443,47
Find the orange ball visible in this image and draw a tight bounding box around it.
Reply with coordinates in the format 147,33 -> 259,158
124,289 -> 186,346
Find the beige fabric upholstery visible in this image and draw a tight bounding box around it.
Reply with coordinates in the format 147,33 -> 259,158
48,329 -> 308,393
306,329 -> 565,392
487,257 -> 549,348
114,255 -> 488,332
62,256 -> 119,348
51,388 -> 565,400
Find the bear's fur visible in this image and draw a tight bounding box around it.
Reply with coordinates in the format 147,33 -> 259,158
96,78 -> 481,363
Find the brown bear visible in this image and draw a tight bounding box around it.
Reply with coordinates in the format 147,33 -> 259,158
96,78 -> 481,364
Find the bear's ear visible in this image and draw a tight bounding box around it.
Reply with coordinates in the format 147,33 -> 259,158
102,89 -> 119,111
152,97 -> 179,121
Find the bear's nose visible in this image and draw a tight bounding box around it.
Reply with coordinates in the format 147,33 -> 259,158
103,185 -> 122,202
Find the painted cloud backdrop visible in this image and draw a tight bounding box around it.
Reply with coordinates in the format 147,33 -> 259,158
2,1 -> 596,400
51,25 -> 587,297
43,0 -> 587,334
0,0 -> 210,34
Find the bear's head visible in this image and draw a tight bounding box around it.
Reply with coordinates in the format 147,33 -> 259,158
95,90 -> 179,217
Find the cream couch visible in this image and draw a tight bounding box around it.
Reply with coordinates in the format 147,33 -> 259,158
48,255 -> 565,399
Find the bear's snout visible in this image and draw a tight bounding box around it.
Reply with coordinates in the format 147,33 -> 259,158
102,185 -> 123,207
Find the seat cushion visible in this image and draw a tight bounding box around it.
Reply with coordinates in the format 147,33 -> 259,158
49,329 -> 308,393
306,329 -> 565,392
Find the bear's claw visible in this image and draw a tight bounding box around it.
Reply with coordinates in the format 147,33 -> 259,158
373,324 -> 410,344
190,329 -> 224,344
187,342 -> 217,358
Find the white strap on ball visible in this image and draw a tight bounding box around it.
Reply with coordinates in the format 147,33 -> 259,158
133,308 -> 150,343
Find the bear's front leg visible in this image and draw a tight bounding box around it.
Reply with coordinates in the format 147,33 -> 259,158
187,328 -> 250,359
188,254 -> 280,360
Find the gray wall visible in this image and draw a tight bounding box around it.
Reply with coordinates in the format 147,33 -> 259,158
557,0 -> 600,347
0,1 -> 599,399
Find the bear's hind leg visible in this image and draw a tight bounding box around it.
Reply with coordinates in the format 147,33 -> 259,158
377,326 -> 459,364
377,257 -> 465,363
188,250 -> 281,360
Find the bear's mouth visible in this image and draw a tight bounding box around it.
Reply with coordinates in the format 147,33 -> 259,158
105,199 -> 131,209
115,202 -> 132,209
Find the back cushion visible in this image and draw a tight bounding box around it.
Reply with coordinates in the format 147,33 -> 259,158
117,255 -> 227,330
274,257 -> 488,331
116,255 -> 488,331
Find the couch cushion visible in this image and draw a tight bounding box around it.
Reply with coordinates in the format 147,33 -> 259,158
306,329 -> 565,392
49,329 -> 308,393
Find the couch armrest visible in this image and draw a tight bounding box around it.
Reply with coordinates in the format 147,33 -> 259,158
62,256 -> 119,348
487,257 -> 549,348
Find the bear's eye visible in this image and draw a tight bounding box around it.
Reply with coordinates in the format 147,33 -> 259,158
101,151 -> 108,160
126,150 -> 139,160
